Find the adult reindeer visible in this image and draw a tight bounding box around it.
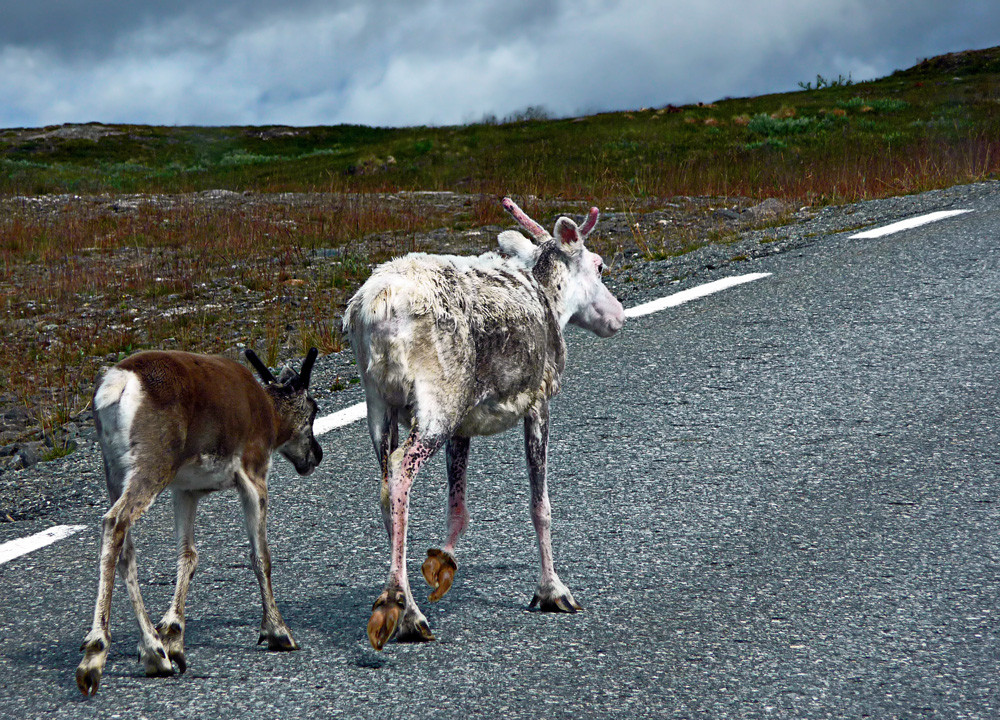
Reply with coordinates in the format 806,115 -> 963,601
344,197 -> 624,650
76,348 -> 322,696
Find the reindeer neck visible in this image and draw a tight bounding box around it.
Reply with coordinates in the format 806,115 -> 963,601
263,388 -> 293,447
530,242 -> 574,329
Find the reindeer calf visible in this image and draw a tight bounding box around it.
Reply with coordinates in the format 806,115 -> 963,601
76,348 -> 322,696
344,197 -> 624,649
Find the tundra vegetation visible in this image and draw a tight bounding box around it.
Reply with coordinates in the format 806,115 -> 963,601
1,46 -> 999,463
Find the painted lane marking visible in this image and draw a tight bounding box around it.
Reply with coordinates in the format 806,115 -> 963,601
0,524 -> 87,566
0,272 -> 771,557
623,272 -> 772,318
849,209 -> 972,239
313,400 -> 368,436
315,272 -> 773,435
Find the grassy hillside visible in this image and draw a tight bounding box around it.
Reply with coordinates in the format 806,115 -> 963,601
3,46 -> 1000,203
1,46 -> 999,454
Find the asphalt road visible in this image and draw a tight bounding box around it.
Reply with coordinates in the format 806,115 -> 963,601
1,187 -> 998,719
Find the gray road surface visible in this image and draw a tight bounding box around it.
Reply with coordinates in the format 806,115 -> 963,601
1,186 -> 998,719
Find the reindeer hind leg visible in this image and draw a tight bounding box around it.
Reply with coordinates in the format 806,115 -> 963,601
422,434 -> 469,603
77,462 -> 172,694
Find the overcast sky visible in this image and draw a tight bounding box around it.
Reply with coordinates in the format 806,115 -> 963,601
1,1 -> 997,129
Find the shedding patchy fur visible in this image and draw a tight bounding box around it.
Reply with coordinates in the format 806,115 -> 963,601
344,197 -> 624,650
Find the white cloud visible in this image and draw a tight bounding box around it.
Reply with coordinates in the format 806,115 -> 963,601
0,0 -> 996,128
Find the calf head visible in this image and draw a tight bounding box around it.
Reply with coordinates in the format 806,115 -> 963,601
245,347 -> 323,475
501,197 -> 625,338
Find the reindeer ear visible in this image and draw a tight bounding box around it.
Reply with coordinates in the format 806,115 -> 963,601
498,230 -> 538,261
244,349 -> 276,384
553,217 -> 583,251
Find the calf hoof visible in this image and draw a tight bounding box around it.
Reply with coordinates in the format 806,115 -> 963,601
394,606 -> 435,644
258,626 -> 299,652
421,548 -> 457,603
368,588 -> 405,651
155,620 -> 187,674
76,658 -> 104,697
138,641 -> 174,677
529,578 -> 583,613
76,664 -> 103,697
76,635 -> 109,696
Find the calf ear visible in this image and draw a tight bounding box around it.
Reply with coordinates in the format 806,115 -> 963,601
554,217 -> 584,251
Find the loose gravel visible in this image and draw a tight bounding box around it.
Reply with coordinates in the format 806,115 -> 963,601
2,180 -> 995,525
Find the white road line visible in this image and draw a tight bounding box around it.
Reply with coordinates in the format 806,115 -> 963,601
623,272 -> 772,318
313,400 -> 368,436
0,524 -> 87,565
849,209 -> 972,239
0,271 -> 780,561
315,272 -> 773,434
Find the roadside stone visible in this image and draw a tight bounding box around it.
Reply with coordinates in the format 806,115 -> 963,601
742,198 -> 795,222
713,208 -> 741,221
9,442 -> 43,470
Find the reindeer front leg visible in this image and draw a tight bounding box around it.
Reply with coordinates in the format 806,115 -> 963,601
422,434 -> 469,603
524,404 -> 582,613
154,489 -> 203,674
235,469 -> 298,651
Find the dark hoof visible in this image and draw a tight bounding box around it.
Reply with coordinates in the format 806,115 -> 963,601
76,665 -> 102,697
258,628 -> 300,652
529,588 -> 583,613
394,612 -> 435,644
156,620 -> 188,673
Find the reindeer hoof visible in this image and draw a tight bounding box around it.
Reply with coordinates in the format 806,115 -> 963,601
421,548 -> 457,603
138,641 -> 174,677
258,626 -> 299,652
76,664 -> 103,697
367,588 -> 406,651
77,633 -> 110,696
394,607 -> 435,644
529,578 -> 583,613
156,620 -> 187,673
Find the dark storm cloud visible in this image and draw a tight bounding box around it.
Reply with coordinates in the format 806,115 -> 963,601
0,0 -> 997,128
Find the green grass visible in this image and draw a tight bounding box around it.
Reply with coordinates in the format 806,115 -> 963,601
3,46 -> 1000,202
2,45 -> 1000,443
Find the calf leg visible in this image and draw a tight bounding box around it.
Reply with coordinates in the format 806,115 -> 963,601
422,435 -> 469,602
154,489 -> 203,674
119,527 -> 174,677
235,469 -> 298,651
368,428 -> 446,650
77,465 -> 171,695
524,406 -> 582,613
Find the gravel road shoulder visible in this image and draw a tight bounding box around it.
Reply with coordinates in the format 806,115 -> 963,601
2,180 -> 996,525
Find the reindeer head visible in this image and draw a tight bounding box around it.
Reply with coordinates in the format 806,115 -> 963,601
501,197 -> 625,338
245,347 -> 323,476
